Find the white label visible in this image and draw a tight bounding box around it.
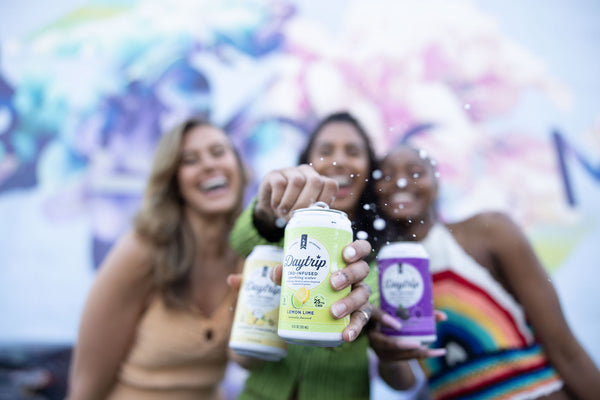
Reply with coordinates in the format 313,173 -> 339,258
242,265 -> 281,317
381,262 -> 424,308
283,234 -> 330,290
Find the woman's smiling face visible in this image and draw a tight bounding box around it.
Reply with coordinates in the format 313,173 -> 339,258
375,146 -> 438,222
307,121 -> 370,216
177,125 -> 243,216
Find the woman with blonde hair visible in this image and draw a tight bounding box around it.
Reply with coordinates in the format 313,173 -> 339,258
68,119 -> 248,399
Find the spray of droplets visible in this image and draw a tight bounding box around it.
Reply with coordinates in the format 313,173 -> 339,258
416,147 -> 439,173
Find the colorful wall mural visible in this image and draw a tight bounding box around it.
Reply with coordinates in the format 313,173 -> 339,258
1,0 -> 598,396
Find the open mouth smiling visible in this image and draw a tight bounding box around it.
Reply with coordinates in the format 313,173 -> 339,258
200,176 -> 229,193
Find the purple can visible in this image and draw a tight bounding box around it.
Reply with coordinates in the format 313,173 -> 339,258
377,242 -> 436,344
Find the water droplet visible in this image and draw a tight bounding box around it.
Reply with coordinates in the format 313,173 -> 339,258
420,220 -> 424,224
464,103 -> 471,110
412,233 -> 416,238
275,217 -> 287,228
372,169 -> 383,179
435,172 -> 441,178
408,219 -> 412,223
320,157 -> 324,161
412,173 -> 420,179
350,174 -> 355,178
357,231 -> 368,240
397,178 -> 407,188
418,149 -> 428,159
373,218 -> 386,231
363,204 -> 371,210
385,241 -> 390,245
332,161 -> 337,166
398,204 -> 404,209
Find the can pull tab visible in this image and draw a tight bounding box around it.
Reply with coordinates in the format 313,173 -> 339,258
310,201 -> 330,209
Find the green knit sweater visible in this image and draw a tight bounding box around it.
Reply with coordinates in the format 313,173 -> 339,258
229,200 -> 379,400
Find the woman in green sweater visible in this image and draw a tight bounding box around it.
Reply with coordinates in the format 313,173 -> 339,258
228,112 -> 436,399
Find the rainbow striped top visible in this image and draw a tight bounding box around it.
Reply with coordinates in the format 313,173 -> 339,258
419,224 -> 563,400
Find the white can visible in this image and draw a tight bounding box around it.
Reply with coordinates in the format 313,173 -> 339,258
229,245 -> 287,361
278,202 -> 353,347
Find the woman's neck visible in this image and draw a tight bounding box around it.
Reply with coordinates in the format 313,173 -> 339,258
183,207 -> 240,312
185,207 -> 232,257
388,210 -> 437,242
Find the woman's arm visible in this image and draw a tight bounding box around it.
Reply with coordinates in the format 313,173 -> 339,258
378,361 -> 416,391
484,212 -> 600,400
67,231 -> 154,400
230,164 -> 338,257
229,198 -> 283,258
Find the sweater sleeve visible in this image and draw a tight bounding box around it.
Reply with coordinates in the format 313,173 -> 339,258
229,197 -> 284,257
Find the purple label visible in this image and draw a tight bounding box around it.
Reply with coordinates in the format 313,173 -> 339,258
378,256 -> 435,338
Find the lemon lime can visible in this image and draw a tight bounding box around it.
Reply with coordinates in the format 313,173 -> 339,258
377,242 -> 436,344
278,202 -> 353,347
229,245 -> 287,361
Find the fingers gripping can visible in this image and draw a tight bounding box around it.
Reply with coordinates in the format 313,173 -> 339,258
229,245 -> 287,361
278,202 -> 353,347
377,242 -> 436,344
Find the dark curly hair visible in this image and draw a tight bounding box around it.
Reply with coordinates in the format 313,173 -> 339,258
298,112 -> 381,253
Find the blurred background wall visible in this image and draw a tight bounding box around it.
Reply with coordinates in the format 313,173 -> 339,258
0,0 -> 598,397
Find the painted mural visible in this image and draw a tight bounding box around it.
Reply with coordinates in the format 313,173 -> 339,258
1,0 -> 598,396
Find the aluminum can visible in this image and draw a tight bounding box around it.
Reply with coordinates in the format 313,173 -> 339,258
377,242 -> 436,344
229,245 -> 287,361
278,202 -> 353,347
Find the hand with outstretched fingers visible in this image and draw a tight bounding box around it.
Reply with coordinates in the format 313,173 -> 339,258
367,309 -> 448,361
269,239 -> 373,343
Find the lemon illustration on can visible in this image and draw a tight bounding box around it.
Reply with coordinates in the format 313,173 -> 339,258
292,287 -> 310,308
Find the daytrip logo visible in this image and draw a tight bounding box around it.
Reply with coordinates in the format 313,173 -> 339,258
382,262 -> 424,308
284,235 -> 330,290
242,265 -> 281,310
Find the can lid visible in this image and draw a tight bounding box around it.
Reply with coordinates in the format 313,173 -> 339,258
378,241 -> 429,259
252,244 -> 284,256
292,201 -> 348,218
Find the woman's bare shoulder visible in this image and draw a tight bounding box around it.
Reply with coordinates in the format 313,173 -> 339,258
447,211 -> 515,236
97,230 -> 155,281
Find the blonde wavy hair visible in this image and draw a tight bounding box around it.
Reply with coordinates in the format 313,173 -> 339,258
133,119 -> 247,307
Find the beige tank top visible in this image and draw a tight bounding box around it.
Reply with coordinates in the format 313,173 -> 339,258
108,289 -> 237,400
